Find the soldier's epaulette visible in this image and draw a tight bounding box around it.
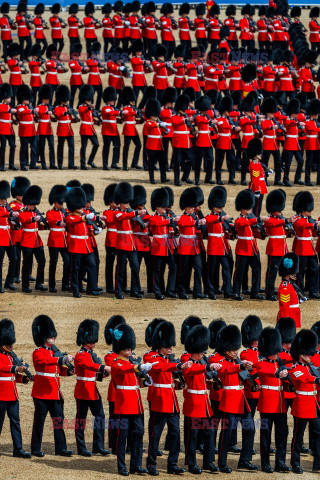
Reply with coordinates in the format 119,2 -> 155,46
283,281 -> 287,286
242,348 -> 248,352
35,347 -> 41,351
150,354 -> 158,359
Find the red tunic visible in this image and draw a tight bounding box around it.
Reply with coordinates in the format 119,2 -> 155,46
292,215 -> 316,256
304,119 -> 320,150
68,15 -> 79,38
65,214 -> 93,254
277,280 -> 301,328
177,214 -> 200,256
264,216 -> 288,257
35,104 -> 53,136
129,15 -> 140,40
226,65 -> 242,92
46,208 -> 67,248
160,15 -> 174,42
178,16 -> 191,41
234,215 -> 259,256
49,16 -> 63,40
33,16 -> 45,40
54,105 -> 74,137
101,105 -> 120,136
131,56 -> 147,87
256,358 -> 287,413
0,205 -> 14,246
111,357 -> 144,414
194,17 -> 206,39
309,20 -> 320,43
144,120 -> 163,151
84,16 -> 97,39
31,346 -> 67,400
216,116 -> 233,150
9,201 -> 24,244
105,351 -> 118,402
152,61 -> 169,90
185,62 -> 200,92
218,358 -> 248,414
103,208 -> 117,247
0,16 -> 12,41
239,115 -> 256,149
257,18 -> 269,42
87,58 -> 102,86
29,60 -> 42,88
16,13 -> 29,37
182,361 -> 212,417
172,114 -> 192,149
173,61 -> 186,89
278,350 -> 295,400
195,114 -> 212,147
19,210 -> 43,248
160,107 -> 173,139
69,60 -> 84,86
144,15 -> 157,40
224,17 -> 237,41
78,105 -> 96,136
240,347 -> 260,400
45,60 -> 59,86
114,210 -> 136,251
262,119 -> 278,151
249,159 -> 268,194
113,14 -> 125,39
239,17 -> 250,40
0,350 -> 24,401
149,213 -> 172,256
8,59 -> 23,86
148,352 -> 180,413
290,362 -> 319,418
74,348 -> 105,400
206,213 -> 231,256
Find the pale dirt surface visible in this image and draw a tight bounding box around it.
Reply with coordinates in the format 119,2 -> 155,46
0,7 -> 318,480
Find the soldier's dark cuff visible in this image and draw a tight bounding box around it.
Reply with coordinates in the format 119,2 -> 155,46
176,362 -> 182,371
57,357 -> 63,366
22,376 -> 28,384
240,364 -> 246,371
11,366 -> 16,373
134,210 -> 139,216
98,365 -> 105,373
56,221 -> 61,226
275,369 -> 280,378
315,377 -> 320,385
206,364 -> 211,372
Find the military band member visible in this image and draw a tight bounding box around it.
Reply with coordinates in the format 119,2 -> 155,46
74,319 -> 110,457
31,315 -> 73,457
101,86 -> 121,170
16,85 -> 38,171
0,318 -> 31,458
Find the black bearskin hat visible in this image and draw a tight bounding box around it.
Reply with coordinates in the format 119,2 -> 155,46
66,179 -> 81,189
38,84 -> 52,102
181,316 -> 202,344
241,63 -> 257,83
153,43 -> 167,59
114,182 -> 134,204
51,3 -> 60,14
241,4 -> 251,15
131,185 -> 146,208
209,4 -> 220,16
77,319 -> 99,346
164,186 -> 174,207
138,86 -> 157,109
208,186 -> 227,210
231,90 -> 242,107
22,185 -> 42,205
209,319 -> 226,350
290,6 -> 301,18
161,3 -> 173,15
286,98 -> 300,115
17,2 -> 27,13
1,3 -> 10,14
261,97 -> 278,115
56,85 -> 70,103
30,43 -> 42,58
216,325 -> 242,355
0,180 -> 10,199
131,1 -> 140,12
218,95 -> 233,113
195,95 -> 211,112
276,317 -> 296,344
258,327 -> 282,357
273,48 -> 284,64
85,1 -> 95,16
219,25 -> 230,40
240,95 -> 256,113
152,321 -> 176,349
66,186 -> 86,212
82,184 -> 94,203
145,318 -> 166,347
235,189 -> 255,211
279,252 -> 299,277
16,85 -> 31,104
175,94 -> 190,112
79,85 -> 94,104
311,321 -> 320,343
46,43 -> 58,59
180,187 -> 198,210
105,315 -> 126,345
48,185 -> 68,205
146,1 -> 156,14
114,0 -> 123,12
32,315 -> 57,347
103,86 -> 117,103
306,98 -> 320,116
291,329 -> 318,361
11,176 -> 30,198
0,83 -> 12,101
293,191 -> 314,213
131,39 -> 144,54
226,5 -> 236,16
162,87 -> 177,106
310,7 -> 320,18
304,50 -> 317,65
195,3 -> 206,16
185,325 -> 210,354
69,3 -> 79,14
179,3 -> 190,15
266,189 -> 286,213
0,319 -> 16,346
145,98 -> 161,118
194,186 -> 204,206
241,315 -> 263,347
121,86 -> 136,106
247,138 -> 263,159
274,91 -> 287,107
183,86 -> 196,102
113,324 -> 136,353
151,187 -> 169,211
283,49 -> 294,64
34,3 -> 45,15
104,183 -> 117,205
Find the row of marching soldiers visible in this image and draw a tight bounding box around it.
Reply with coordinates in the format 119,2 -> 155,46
1,175 -> 320,307
0,313 -> 319,475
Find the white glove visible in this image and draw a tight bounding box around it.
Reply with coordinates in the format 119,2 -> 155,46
140,362 -> 153,372
159,122 -> 167,128
124,20 -> 130,27
119,66 -> 126,71
144,377 -> 153,387
94,227 -> 103,235
86,213 -> 95,220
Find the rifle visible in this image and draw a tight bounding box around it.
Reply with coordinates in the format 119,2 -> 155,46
171,18 -> 178,30
309,217 -> 320,236
168,353 -> 186,389
65,105 -> 80,123
141,55 -> 153,73
248,213 -> 268,240
164,210 -> 180,237
291,280 -> 308,303
219,210 -> 237,240
92,16 -> 102,28
309,361 -> 320,379
131,106 -> 145,122
187,17 -> 195,31
166,61 -> 176,75
56,61 -> 68,73
174,110 -> 197,136
10,350 -> 33,381
260,162 -> 274,178
276,356 -> 295,391
129,355 -> 153,386
34,208 -> 50,229
91,108 -> 102,126
5,202 -> 20,229
273,117 -> 286,136
201,354 -> 223,389
51,345 -> 75,374
279,214 -> 295,237
127,207 -> 146,231
197,110 -> 218,134
91,351 -> 104,381
296,120 -> 306,136
236,357 -> 259,391
58,16 -> 68,28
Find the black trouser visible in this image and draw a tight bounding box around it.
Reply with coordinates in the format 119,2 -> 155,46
103,37 -> 115,54
75,398 -> 105,453
19,35 -> 31,60
48,247 -> 70,290
262,150 -> 281,183
274,40 -> 288,50
196,37 -> 208,51
115,250 -> 141,295
137,250 -> 153,293
105,246 -> 116,292
298,255 -> 319,295
215,148 -> 235,183
0,244 -> 16,288
0,134 -> 15,168
22,246 -> 45,289
311,41 -> 320,54
211,400 -> 238,449
265,255 -> 282,297
38,134 -> 55,167
291,415 -> 320,468
162,136 -> 172,170
178,254 -> 202,295
173,147 -> 193,184
14,242 -> 22,280
69,36 -> 80,54
103,135 -> 120,168
218,406 -> 255,468
70,252 -> 97,296
0,400 -> 23,452
233,253 -> 261,296
20,136 -> 37,169
2,39 -> 12,63
114,413 -> 144,471
259,40 -> 271,50
31,398 -> 67,453
52,38 -> 64,53
147,148 -> 167,183
92,84 -> 103,110
134,86 -> 146,105
144,38 -> 157,59
253,193 -> 264,218
241,149 -> 249,183
80,134 -> 99,167
162,40 -> 176,60
123,136 -> 141,168
229,40 -> 238,49
11,85 -> 19,108
283,150 -> 303,183
208,254 -> 232,297
153,253 -> 177,296
184,416 -> 214,468
57,136 -> 74,168
147,410 -> 180,468
31,87 -> 40,107
260,412 -> 288,468
70,85 -> 82,108
181,39 -> 191,53
36,37 -> 48,56
306,150 -> 320,184
195,146 -> 213,183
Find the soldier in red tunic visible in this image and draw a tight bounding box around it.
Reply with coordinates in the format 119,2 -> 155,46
256,327 -> 290,473
84,2 -> 100,54
78,85 -> 99,170
289,329 -> 320,474
0,83 -> 17,171
102,3 -> 114,55
0,181 -> 18,292
101,86 -> 121,170
33,3 -> 48,56
260,97 -> 282,185
146,321 -> 187,475
0,319 -> 31,458
34,84 -> 56,169
31,315 -> 74,457
69,43 -> 86,109
277,253 -> 302,328
276,317 -> 297,414
0,2 -> 14,63
54,85 -> 77,170
68,4 -> 83,54
120,86 -> 142,170
103,183 -> 118,294
74,319 -> 110,457
144,98 -> 168,184
247,138 -> 268,217
16,2 -> 31,60
46,185 -> 70,293
172,94 -> 194,186
49,3 -> 66,54
283,98 -> 305,187
111,324 -> 153,476
160,3 -> 175,60
7,42 -> 23,108
305,98 -> 320,186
